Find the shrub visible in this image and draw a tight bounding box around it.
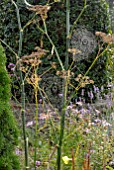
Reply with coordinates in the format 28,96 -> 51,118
0,43 -> 20,169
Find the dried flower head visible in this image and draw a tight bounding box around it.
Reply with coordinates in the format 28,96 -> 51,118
96,31 -> 114,44
50,62 -> 57,69
26,73 -> 41,88
20,66 -> 29,73
28,5 -> 51,19
75,74 -> 94,88
19,47 -> 48,68
68,48 -> 81,55
56,70 -> 73,79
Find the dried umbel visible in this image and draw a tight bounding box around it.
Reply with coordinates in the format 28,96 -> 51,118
75,74 -> 94,88
18,47 -> 48,88
56,70 -> 74,79
50,62 -> 57,69
96,32 -> 114,44
68,48 -> 81,56
19,47 -> 48,68
28,5 -> 51,19
26,73 -> 41,88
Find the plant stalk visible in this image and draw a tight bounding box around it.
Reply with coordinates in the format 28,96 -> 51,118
22,81 -> 29,169
11,1 -> 29,168
34,73 -> 39,169
66,0 -> 70,69
36,20 -> 65,71
84,44 -> 109,76
69,0 -> 87,37
57,77 -> 68,170
68,44 -> 110,103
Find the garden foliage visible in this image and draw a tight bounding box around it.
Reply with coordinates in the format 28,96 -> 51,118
0,1 -> 113,169
0,0 -> 112,103
44,0 -> 111,98
0,43 -> 20,169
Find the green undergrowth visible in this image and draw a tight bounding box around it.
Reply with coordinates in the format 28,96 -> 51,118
15,98 -> 114,170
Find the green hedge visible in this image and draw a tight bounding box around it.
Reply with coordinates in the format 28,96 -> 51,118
0,43 -> 20,169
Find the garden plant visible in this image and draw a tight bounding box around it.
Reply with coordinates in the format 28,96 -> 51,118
0,43 -> 20,169
0,0 -> 114,170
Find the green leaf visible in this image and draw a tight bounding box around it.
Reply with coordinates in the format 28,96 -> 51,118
106,166 -> 114,170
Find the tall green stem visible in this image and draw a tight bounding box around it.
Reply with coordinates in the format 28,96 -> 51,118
23,0 -> 33,7
36,20 -> 64,70
34,86 -> 38,170
66,0 -> 70,69
22,81 -> 29,168
84,44 -> 109,76
57,1 -> 70,168
43,20 -> 65,71
69,0 -> 87,37
0,39 -> 18,61
68,44 -> 109,103
57,78 -> 68,170
11,1 -> 29,169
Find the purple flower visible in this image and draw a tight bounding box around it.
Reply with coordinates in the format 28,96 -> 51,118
102,120 -> 112,127
93,86 -> 99,93
58,93 -> 63,97
88,91 -> 94,100
11,67 -> 15,71
93,85 -> 97,93
76,101 -> 83,106
15,148 -> 22,155
10,74 -> 15,77
85,128 -> 90,133
39,98 -> 42,103
81,89 -> 85,96
17,76 -> 20,80
95,109 -> 100,115
107,83 -> 113,88
26,121 -> 35,127
36,160 -> 41,167
8,63 -> 15,68
79,97 -> 82,102
94,118 -> 101,123
67,105 -> 73,110
80,108 -> 87,114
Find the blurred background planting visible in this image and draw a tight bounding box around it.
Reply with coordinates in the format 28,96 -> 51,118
0,0 -> 114,169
